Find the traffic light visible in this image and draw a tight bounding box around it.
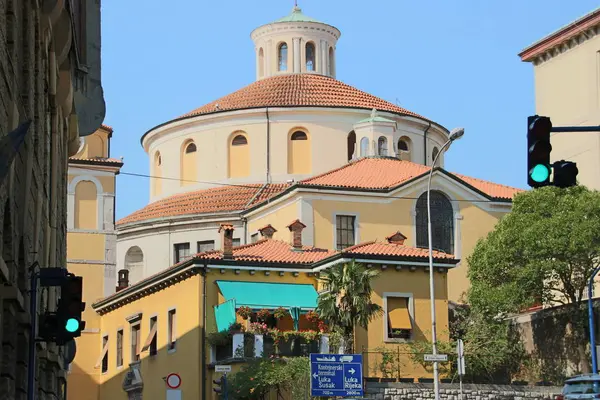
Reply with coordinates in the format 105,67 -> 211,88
527,115 -> 553,188
55,274 -> 86,343
553,160 -> 578,188
213,375 -> 227,397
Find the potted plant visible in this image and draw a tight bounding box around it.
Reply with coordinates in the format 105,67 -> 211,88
228,322 -> 244,334
257,308 -> 271,322
237,306 -> 252,320
274,307 -> 288,319
305,310 -> 319,324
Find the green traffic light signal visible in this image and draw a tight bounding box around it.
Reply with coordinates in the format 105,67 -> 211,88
530,164 -> 551,183
66,318 -> 80,333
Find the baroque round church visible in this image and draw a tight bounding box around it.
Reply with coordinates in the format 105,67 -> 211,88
115,6 -> 520,301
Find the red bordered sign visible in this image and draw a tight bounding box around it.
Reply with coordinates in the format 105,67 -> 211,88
166,373 -> 181,389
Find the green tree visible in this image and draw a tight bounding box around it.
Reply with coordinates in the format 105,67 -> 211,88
316,261 -> 382,353
468,186 -> 600,373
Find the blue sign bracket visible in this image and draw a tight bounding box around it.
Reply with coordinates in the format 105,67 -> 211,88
310,353 -> 364,398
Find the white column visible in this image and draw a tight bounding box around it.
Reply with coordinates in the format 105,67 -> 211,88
320,335 -> 330,354
266,39 -> 272,77
298,198 -> 314,246
454,213 -> 463,259
320,40 -> 328,74
67,193 -> 75,229
97,192 -> 105,231
255,47 -> 260,80
293,37 -> 301,73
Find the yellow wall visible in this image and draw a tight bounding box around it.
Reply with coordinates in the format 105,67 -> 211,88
247,202 -> 299,242
288,130 -> 311,174
229,133 -> 250,178
75,129 -> 110,159
68,232 -> 106,260
74,181 -> 98,230
97,275 -> 202,400
181,141 -> 197,186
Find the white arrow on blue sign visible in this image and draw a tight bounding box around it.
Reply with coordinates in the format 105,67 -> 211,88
310,354 -> 364,398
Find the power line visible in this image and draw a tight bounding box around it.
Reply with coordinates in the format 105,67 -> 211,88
118,171 -> 511,204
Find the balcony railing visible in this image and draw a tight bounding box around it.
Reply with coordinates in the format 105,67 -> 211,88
211,333 -> 336,363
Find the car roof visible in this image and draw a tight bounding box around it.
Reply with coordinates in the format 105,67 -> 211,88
566,374 -> 600,383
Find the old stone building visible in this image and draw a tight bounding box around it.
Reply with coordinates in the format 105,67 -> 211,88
0,0 -> 106,399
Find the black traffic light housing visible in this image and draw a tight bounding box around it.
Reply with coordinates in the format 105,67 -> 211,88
527,115 -> 553,188
39,274 -> 86,345
213,375 -> 227,396
553,160 -> 579,188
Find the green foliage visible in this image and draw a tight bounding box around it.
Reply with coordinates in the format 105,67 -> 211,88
467,186 -> 600,374
316,261 -> 383,353
373,346 -> 402,378
227,357 -> 310,400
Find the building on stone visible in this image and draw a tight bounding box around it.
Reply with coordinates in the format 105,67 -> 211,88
0,0 -> 106,398
66,125 -> 123,399
519,7 -> 600,190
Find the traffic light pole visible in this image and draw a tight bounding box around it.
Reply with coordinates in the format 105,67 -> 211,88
27,263 -> 40,400
551,126 -> 600,133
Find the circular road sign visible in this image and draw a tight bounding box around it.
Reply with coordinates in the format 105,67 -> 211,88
166,373 -> 181,389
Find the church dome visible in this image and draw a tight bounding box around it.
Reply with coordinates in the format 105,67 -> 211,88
179,74 -> 425,121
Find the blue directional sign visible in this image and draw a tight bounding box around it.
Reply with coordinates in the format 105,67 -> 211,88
310,353 -> 363,397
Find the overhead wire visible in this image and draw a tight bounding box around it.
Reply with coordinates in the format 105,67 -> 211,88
118,171 -> 512,204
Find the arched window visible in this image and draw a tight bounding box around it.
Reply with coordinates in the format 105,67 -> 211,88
328,47 -> 335,76
397,137 -> 412,161
278,43 -> 288,72
347,131 -> 356,161
258,48 -> 265,78
288,130 -> 311,174
229,133 -> 250,178
415,191 -> 454,254
306,42 -> 316,72
153,151 -> 162,196
378,136 -> 388,156
360,137 -> 369,157
432,147 -> 440,166
74,181 -> 98,230
181,141 -> 197,186
125,246 -> 144,284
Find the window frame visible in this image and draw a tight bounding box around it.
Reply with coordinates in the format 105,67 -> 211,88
147,315 -> 158,356
382,292 -> 415,343
305,42 -> 316,72
333,213 -> 359,251
174,242 -> 191,264
415,190 -> 455,255
278,42 -> 288,71
116,328 -> 124,368
231,134 -> 248,146
197,240 -> 215,253
232,238 -> 241,247
101,334 -> 109,373
130,322 -> 141,363
168,308 -> 177,353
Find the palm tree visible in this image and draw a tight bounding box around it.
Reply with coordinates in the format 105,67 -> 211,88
316,261 -> 383,354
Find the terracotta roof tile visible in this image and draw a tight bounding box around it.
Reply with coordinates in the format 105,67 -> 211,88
69,157 -> 123,165
116,184 -> 288,225
100,124 -> 113,132
180,74 -> 426,120
301,157 -> 524,200
195,239 -> 337,265
343,241 -> 455,260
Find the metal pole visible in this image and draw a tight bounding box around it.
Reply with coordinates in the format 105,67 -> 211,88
27,267 -> 39,400
589,265 -> 600,374
551,126 -> 600,133
427,139 -> 452,400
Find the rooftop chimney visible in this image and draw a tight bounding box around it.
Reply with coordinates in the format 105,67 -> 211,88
258,224 -> 277,239
219,223 -> 235,260
116,269 -> 129,292
386,231 -> 407,245
287,219 -> 306,250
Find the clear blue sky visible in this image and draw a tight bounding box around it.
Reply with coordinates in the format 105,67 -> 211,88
101,0 -> 598,220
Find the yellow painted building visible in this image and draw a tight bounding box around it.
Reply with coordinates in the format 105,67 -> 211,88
66,125 -> 123,399
86,222 -> 458,399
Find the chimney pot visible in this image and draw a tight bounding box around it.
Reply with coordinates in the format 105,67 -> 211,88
258,224 -> 277,239
386,231 -> 407,245
116,269 -> 129,292
219,224 -> 235,260
286,219 -> 307,249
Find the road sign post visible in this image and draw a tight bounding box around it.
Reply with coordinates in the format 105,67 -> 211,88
310,354 -> 363,398
457,340 -> 465,400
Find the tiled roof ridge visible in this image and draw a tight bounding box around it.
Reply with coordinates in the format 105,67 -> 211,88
342,241 -> 377,252
450,172 -> 525,193
300,158 -> 367,185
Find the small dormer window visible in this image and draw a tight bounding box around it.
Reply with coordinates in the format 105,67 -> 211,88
306,42 -> 315,72
278,43 -> 288,71
185,143 -> 197,153
378,137 -> 388,156
398,140 -> 408,152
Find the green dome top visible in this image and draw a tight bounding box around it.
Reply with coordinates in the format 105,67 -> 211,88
273,6 -> 324,24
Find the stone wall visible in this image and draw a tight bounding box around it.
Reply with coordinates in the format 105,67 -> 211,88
365,383 -> 562,400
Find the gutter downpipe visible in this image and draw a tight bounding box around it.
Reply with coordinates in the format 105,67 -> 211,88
266,107 -> 271,183
201,264 -> 208,400
423,121 -> 432,165
589,264 -> 600,374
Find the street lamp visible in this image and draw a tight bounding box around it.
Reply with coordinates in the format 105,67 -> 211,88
427,127 -> 465,400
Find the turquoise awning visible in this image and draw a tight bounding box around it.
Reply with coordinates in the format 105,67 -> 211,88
216,281 -> 318,310
214,299 -> 236,332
